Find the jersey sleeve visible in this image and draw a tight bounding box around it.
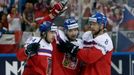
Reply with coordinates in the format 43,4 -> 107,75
82,31 -> 93,42
17,37 -> 41,61
37,14 -> 53,24
93,33 -> 113,55
16,48 -> 27,61
82,31 -> 93,48
71,39 -> 83,49
77,47 -> 104,64
55,30 -> 68,44
77,33 -> 113,64
24,37 -> 41,48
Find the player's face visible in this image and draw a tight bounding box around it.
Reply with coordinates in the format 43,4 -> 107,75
46,31 -> 55,43
66,28 -> 79,41
90,22 -> 100,35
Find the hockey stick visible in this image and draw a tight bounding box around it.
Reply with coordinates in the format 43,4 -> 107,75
61,0 -> 68,12
59,6 -> 68,15
18,37 -> 42,72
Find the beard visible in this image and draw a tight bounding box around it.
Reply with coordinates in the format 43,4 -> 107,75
92,29 -> 101,38
68,35 -> 77,41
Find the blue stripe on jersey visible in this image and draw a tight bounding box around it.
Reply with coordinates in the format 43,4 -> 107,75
83,41 -> 97,45
38,49 -> 52,54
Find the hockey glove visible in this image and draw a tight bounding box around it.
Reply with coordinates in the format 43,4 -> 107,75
51,2 -> 64,17
58,40 -> 79,57
25,43 -> 40,56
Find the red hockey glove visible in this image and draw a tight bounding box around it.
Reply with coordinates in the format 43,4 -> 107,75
51,2 -> 64,16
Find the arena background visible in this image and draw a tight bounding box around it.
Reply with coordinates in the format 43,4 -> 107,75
0,0 -> 134,75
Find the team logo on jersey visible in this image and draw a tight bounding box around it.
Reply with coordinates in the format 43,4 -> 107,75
62,53 -> 78,70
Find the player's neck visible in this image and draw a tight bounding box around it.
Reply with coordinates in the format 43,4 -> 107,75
93,30 -> 104,38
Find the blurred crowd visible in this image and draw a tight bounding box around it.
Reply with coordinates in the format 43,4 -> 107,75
0,0 -> 131,34
0,0 -> 134,53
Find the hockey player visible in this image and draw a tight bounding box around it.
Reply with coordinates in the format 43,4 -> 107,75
52,17 -> 83,75
17,21 -> 57,75
58,12 -> 113,75
37,0 -> 68,24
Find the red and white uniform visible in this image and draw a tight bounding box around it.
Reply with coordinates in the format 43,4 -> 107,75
17,37 -> 53,75
52,30 -> 83,75
78,31 -> 113,75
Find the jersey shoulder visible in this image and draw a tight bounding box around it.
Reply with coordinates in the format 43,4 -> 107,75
71,38 -> 83,49
82,31 -> 93,42
25,37 -> 41,44
24,37 -> 41,48
94,33 -> 113,55
56,29 -> 68,44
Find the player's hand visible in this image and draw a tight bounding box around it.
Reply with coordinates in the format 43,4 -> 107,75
51,2 -> 64,16
25,43 -> 40,56
57,40 -> 79,56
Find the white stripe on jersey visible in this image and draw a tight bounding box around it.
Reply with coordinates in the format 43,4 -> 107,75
38,52 -> 52,57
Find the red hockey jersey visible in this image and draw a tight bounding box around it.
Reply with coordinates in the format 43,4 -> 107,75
17,37 -> 53,75
52,40 -> 81,75
51,30 -> 82,75
78,31 -> 113,75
